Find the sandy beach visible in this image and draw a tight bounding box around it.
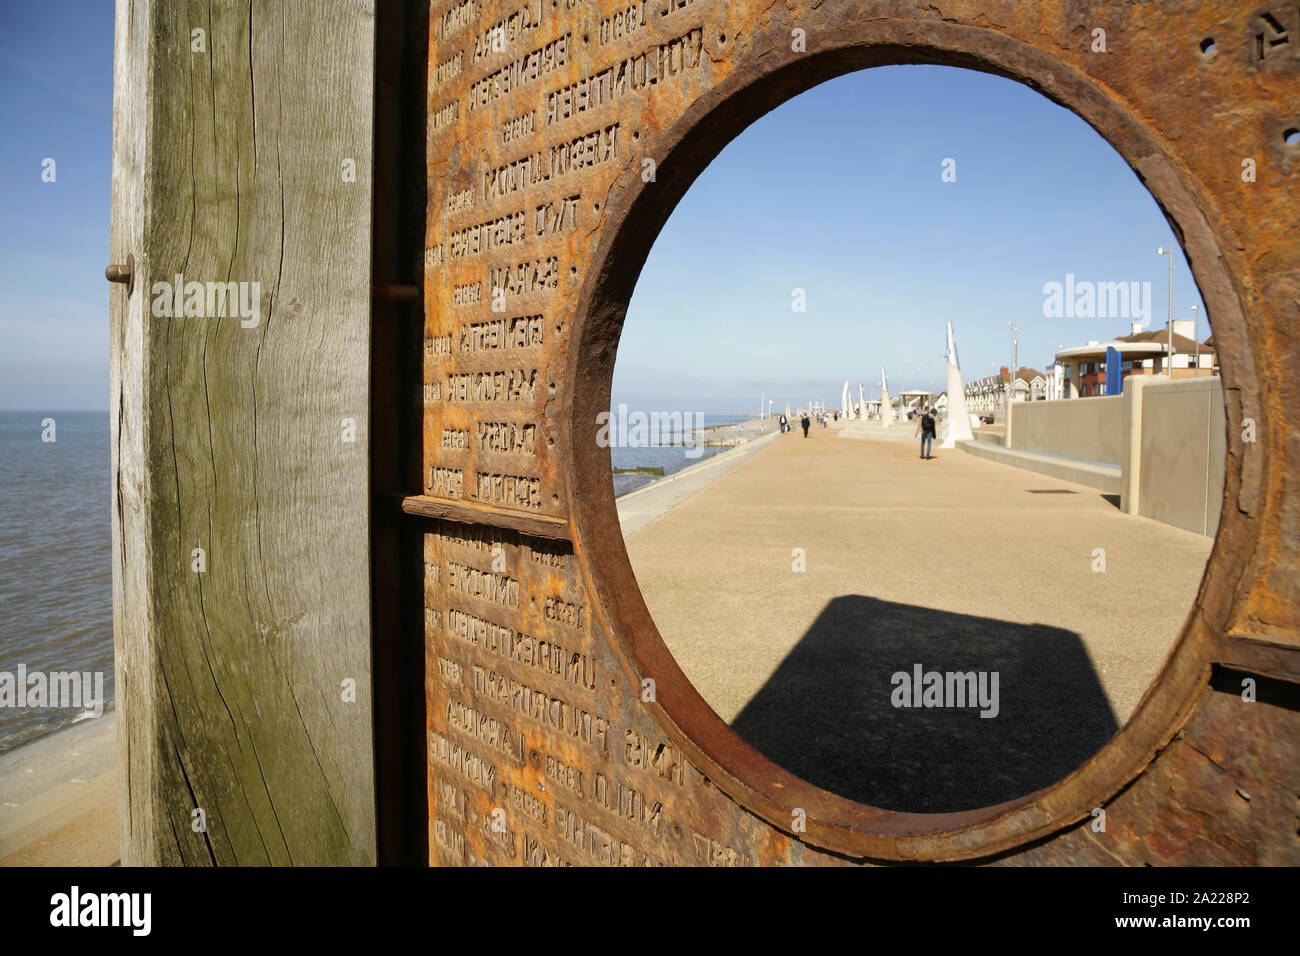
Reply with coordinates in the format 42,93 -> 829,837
0,710 -> 118,866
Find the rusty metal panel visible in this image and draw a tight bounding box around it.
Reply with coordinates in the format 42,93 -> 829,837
416,0 -> 1300,865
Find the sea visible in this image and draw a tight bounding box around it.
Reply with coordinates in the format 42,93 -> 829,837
0,409 -> 756,754
0,411 -> 114,754
609,412 -> 754,495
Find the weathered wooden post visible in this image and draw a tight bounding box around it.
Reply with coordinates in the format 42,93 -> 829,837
108,0 -> 378,865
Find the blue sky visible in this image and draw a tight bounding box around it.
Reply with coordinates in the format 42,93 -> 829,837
0,10 -> 1204,413
0,1 -> 114,410
615,64 -> 1206,415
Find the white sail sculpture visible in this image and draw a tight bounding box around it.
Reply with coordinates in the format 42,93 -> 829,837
841,381 -> 852,420
940,321 -> 975,448
879,368 -> 895,426
858,383 -> 866,421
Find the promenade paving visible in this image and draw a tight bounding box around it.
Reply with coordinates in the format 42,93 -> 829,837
619,422 -> 1214,812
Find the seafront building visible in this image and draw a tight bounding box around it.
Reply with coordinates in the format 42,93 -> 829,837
959,320 -> 1215,411
1013,368 -> 1047,401
964,367 -> 1045,412
965,371 -> 1007,413
1054,319 -> 1216,398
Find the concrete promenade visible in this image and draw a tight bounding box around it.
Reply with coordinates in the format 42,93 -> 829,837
621,422 -> 1213,813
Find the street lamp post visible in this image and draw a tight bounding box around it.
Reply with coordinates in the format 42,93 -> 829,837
1190,304 -> 1200,377
1008,322 -> 1018,411
1157,242 -> 1174,378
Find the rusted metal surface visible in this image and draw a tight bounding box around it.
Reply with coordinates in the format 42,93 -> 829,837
418,0 -> 1299,864
401,494 -> 571,540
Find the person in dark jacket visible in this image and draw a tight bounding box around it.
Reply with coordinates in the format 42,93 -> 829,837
801,414 -> 811,437
915,406 -> 936,458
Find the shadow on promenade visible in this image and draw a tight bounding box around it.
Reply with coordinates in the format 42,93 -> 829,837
730,595 -> 1119,813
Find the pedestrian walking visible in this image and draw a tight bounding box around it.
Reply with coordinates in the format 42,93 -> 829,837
801,414 -> 811,438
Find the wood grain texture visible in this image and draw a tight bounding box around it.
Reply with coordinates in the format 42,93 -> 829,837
110,0 -> 377,865
110,0 -> 158,868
